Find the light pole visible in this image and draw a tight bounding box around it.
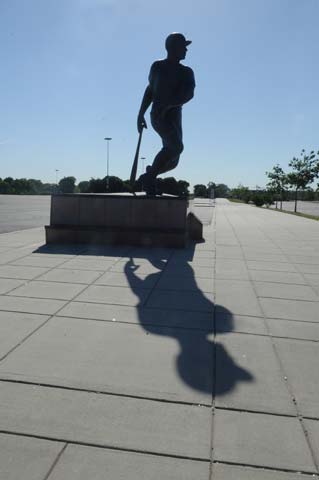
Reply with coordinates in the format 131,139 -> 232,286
55,169 -> 59,194
140,157 -> 146,174
104,137 -> 112,190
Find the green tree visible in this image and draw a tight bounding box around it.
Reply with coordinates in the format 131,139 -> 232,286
177,180 -> 190,198
58,176 -> 76,194
215,183 -> 230,198
77,181 -> 90,193
194,184 -> 207,197
287,150 -> 319,212
266,164 -> 287,210
230,184 -> 251,203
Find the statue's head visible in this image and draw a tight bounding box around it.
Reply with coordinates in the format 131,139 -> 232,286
165,33 -> 192,60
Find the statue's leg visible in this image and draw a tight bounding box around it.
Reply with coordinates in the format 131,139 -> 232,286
150,109 -> 183,177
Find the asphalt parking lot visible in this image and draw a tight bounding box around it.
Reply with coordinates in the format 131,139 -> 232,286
0,195 -> 50,234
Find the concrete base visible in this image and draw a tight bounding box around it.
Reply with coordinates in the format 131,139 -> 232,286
45,194 -> 201,248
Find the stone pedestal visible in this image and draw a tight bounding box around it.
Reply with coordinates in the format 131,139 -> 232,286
45,194 -> 202,248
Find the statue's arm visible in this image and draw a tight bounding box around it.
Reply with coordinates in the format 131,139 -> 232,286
161,68 -> 195,117
137,86 -> 153,133
173,68 -> 195,106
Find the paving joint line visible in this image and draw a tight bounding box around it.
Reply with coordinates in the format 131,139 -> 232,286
0,430 -> 210,463
43,442 -> 68,480
209,209 -> 217,478
217,328 -> 319,343
257,295 -> 319,304
55,314 -> 213,332
0,378 -> 212,408
213,459 -> 319,477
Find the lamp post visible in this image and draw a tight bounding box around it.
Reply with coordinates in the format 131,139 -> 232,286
104,137 -> 112,190
140,157 -> 146,174
55,169 -> 59,194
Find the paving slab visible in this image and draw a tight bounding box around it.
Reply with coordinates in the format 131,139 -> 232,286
60,257 -> 117,271
0,278 -> 25,294
57,302 -> 213,330
288,254 -> 319,265
260,298 -> 319,322
76,284 -> 150,306
172,249 -> 215,259
304,273 -> 319,286
156,274 -> 214,293
0,295 -> 66,315
168,256 -> 215,267
7,280 -> 86,300
254,281 -> 319,301
146,289 -> 214,312
94,271 -> 158,289
267,318 -> 319,341
0,432 -> 63,480
249,269 -> 307,284
0,249 -> 36,264
48,443 -> 210,480
0,311 -> 48,358
0,316 -> 213,404
212,463 -> 319,479
244,253 -> 289,263
246,260 -> 297,272
110,260 -> 166,275
274,338 -> 319,417
0,381 -> 211,459
10,255 -> 68,268
213,410 -> 316,472
0,264 -> 50,280
303,419 -> 319,467
215,333 -> 294,414
296,263 -> 319,274
37,267 -> 102,284
215,279 -> 262,316
215,246 -> 244,259
216,312 -> 267,335
215,259 -> 250,280
163,264 -> 214,278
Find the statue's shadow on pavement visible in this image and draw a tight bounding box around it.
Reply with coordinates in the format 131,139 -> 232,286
34,242 -> 253,397
123,243 -> 253,397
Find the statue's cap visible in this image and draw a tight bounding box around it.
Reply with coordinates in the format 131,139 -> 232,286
165,33 -> 192,50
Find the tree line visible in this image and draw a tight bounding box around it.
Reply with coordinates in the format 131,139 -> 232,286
0,175 -> 190,198
229,149 -> 319,212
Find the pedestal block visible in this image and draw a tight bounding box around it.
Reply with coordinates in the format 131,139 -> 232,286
45,194 -> 202,248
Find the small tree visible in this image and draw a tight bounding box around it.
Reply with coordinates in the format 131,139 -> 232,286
266,164 -> 287,210
59,176 -> 76,194
194,184 -> 207,197
287,150 -> 318,212
78,181 -> 89,193
215,183 -> 230,198
230,184 -> 251,203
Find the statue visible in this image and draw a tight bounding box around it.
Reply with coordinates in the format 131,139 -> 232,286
136,33 -> 195,195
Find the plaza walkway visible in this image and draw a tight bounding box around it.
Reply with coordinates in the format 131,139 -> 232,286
0,198 -> 318,479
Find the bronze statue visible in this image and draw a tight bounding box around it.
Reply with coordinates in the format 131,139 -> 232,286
136,33 -> 195,195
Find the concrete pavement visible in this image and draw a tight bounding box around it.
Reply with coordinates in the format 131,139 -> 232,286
0,195 -> 50,233
0,198 -> 319,478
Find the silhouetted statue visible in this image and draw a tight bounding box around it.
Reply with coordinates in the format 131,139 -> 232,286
137,33 -> 195,195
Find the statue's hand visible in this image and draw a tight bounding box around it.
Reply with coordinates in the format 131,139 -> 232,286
137,114 -> 147,134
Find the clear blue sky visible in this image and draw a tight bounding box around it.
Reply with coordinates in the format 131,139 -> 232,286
1,0 -> 318,188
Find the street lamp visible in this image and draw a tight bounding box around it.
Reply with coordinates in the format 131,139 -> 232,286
55,169 -> 59,194
140,157 -> 146,174
104,137 -> 112,190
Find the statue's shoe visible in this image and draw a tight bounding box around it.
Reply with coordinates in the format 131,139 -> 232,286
135,172 -> 157,196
